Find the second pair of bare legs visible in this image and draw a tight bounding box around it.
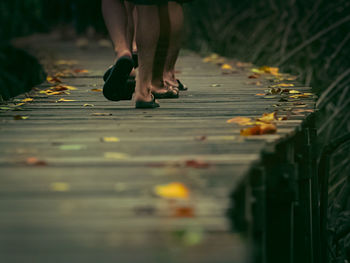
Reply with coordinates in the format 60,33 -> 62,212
133,2 -> 184,103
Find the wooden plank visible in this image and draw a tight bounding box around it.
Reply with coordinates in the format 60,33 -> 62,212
0,38 -> 317,262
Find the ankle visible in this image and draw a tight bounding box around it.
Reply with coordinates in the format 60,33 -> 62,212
114,49 -> 132,61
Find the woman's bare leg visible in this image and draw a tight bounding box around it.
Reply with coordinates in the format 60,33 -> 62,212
134,5 -> 160,102
151,4 -> 171,93
163,1 -> 184,87
102,0 -> 132,60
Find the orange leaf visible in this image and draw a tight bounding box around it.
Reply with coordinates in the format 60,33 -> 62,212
240,126 -> 261,136
260,123 -> 277,134
73,69 -> 89,74
154,182 -> 190,199
91,88 -> 102,92
173,207 -> 195,218
26,157 -> 47,166
240,124 -> 277,136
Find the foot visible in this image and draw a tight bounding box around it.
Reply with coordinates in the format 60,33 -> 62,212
151,85 -> 179,99
164,74 -> 187,91
135,94 -> 160,109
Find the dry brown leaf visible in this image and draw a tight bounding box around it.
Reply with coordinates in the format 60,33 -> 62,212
173,207 -> 195,218
194,136 -> 207,141
185,160 -> 211,169
91,88 -> 102,92
248,73 -> 260,79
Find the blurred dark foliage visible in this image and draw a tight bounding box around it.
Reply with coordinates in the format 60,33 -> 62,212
0,0 -> 349,261
0,44 -> 46,100
182,2 -> 350,261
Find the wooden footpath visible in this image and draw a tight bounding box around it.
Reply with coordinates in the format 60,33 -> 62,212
0,38 -> 317,263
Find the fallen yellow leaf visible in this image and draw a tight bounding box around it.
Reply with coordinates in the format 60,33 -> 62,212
55,60 -> 78,66
154,182 -> 190,199
257,112 -> 277,123
51,182 -> 70,192
226,117 -> 253,125
83,104 -> 95,107
202,53 -> 219,63
259,66 -> 280,76
22,98 -> 34,102
271,83 -> 295,88
56,98 -> 76,102
101,137 -> 120,142
14,115 -> 29,120
221,64 -> 233,70
289,90 -> 301,94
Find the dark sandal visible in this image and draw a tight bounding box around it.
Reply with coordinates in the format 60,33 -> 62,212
103,56 -> 134,101
177,79 -> 188,91
103,53 -> 137,81
152,87 -> 179,99
135,95 -> 160,109
103,68 -> 136,82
